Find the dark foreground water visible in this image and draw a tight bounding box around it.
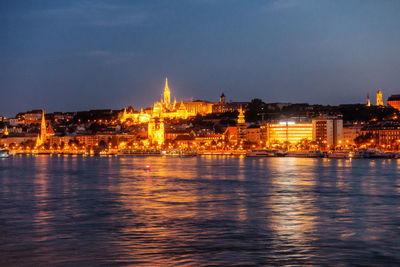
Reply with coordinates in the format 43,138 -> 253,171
1,155 -> 400,266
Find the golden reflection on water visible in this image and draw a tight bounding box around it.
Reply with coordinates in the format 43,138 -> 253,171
32,155 -> 53,240
116,157 -> 200,263
9,155 -> 398,265
267,158 -> 318,252
114,156 -> 325,262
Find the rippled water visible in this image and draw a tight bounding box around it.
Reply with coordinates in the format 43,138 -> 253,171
1,155 -> 400,266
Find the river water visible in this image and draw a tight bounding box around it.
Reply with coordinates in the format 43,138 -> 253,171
1,155 -> 400,266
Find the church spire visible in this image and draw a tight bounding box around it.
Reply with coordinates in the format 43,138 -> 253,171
163,77 -> 171,105
35,109 -> 47,147
165,77 -> 169,92
40,109 -> 47,143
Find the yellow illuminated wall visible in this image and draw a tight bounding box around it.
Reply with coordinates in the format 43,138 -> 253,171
267,122 -> 312,144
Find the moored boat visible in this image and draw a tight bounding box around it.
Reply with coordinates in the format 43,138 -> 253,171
327,150 -> 351,158
246,150 -> 277,157
286,151 -> 324,158
360,149 -> 395,158
0,149 -> 10,158
162,149 -> 197,157
117,149 -> 161,156
328,150 -> 363,159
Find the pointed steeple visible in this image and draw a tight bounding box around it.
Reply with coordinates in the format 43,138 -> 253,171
367,94 -> 371,107
163,77 -> 171,105
40,109 -> 47,143
4,125 -> 9,136
165,77 -> 169,92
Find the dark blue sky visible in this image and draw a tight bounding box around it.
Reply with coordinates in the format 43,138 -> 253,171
1,0 -> 400,116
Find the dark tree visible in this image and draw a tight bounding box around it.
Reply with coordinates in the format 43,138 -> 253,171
245,98 -> 266,122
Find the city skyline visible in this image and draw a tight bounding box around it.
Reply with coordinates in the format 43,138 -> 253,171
2,2 -> 400,266
0,76 -> 393,117
1,0 -> 400,116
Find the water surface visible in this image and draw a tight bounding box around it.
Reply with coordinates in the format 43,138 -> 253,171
1,155 -> 400,265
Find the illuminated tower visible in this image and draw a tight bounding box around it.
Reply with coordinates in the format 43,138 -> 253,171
237,106 -> 246,145
237,106 -> 245,124
377,89 -> 383,106
36,109 -> 47,146
4,126 -> 9,136
220,93 -> 226,104
163,77 -> 171,106
148,115 -> 165,145
366,94 -> 371,107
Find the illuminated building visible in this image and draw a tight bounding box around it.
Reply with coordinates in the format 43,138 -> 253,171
312,116 -> 343,147
212,96 -> 249,114
194,134 -> 223,147
343,124 -> 362,145
121,77 -> 213,124
7,118 -> 19,127
181,101 -> 213,116
366,94 -> 371,107
23,110 -> 42,124
223,126 -> 238,144
148,116 -> 165,145
120,107 -> 151,124
266,121 -> 313,146
47,125 -> 55,136
4,126 -> 9,136
173,135 -> 195,149
361,124 -> 400,146
377,89 -> 384,106
387,94 -> 400,111
237,106 -> 246,144
246,127 -> 261,143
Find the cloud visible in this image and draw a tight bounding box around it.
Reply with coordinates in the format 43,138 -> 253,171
85,50 -> 111,57
268,0 -> 300,10
27,1 -> 147,27
84,50 -> 135,64
90,13 -> 146,27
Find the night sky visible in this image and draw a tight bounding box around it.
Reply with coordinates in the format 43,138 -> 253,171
1,0 -> 400,116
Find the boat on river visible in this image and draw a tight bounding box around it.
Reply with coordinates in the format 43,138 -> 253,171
286,151 -> 324,158
0,149 -> 10,158
161,149 -> 197,157
246,150 -> 279,157
359,149 -> 395,158
327,150 -> 353,158
117,149 -> 161,156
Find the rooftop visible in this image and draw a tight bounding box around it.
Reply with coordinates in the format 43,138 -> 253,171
388,94 -> 400,101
